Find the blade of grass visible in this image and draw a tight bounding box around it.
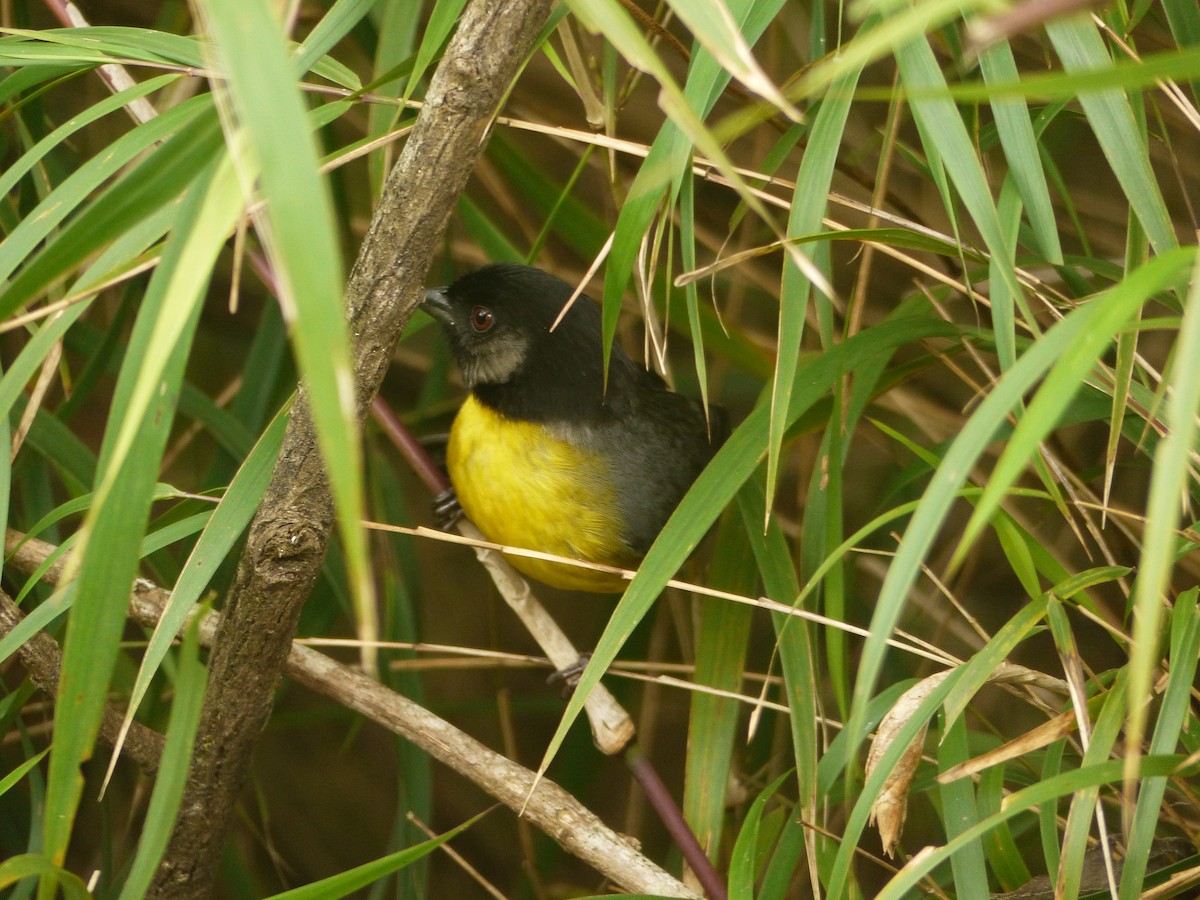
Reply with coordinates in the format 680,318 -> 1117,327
683,512 -> 755,863
266,811 -> 488,899
114,402 -> 290,765
1054,640 -> 1126,898
736,478 -> 822,896
873,755 -> 1190,898
293,0 -> 376,77
1118,587 -> 1200,895
827,665 -> 968,898
844,249 -> 1193,861
939,714 -> 989,899
893,31 -> 1025,319
42,160 -> 225,865
790,0 -> 993,101
0,96 -> 217,311
539,313 -> 955,782
954,248 -> 1195,564
116,611 -> 209,900
0,856 -> 90,900
765,64 -> 862,527
977,762 -> 1032,891
727,771 -> 792,897
580,0 -> 784,368
198,0 -> 373,663
978,40 -> 1063,265
1044,17 -> 1178,256
1122,251 -> 1200,809
663,0 -> 800,120
0,72 -> 178,202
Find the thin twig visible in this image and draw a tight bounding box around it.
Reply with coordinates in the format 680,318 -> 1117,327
42,0 -> 160,125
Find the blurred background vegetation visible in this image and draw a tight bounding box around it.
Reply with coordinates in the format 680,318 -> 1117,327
1,0 -> 1199,897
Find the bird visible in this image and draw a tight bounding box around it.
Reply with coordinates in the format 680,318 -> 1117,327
421,263 -> 728,593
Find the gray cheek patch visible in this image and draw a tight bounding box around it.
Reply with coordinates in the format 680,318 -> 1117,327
461,331 -> 530,387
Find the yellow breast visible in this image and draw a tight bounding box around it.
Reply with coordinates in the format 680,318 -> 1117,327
446,395 -> 631,592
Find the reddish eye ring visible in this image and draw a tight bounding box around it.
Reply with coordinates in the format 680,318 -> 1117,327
470,306 -> 494,332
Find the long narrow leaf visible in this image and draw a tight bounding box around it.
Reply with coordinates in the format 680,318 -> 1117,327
42,159 -> 226,864
197,0 -> 373,659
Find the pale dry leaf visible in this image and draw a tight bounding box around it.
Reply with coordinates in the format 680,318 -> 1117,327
938,710 -> 1076,785
868,662 -> 1069,853
867,670 -> 952,856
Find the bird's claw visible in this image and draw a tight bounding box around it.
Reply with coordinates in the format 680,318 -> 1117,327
547,654 -> 592,697
432,488 -> 463,530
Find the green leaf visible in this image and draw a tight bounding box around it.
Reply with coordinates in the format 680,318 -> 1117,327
847,250 -> 1193,799
663,0 -> 800,120
539,314 -> 955,781
766,64 -> 862,525
1119,588 -> 1200,895
0,855 -> 91,900
938,715 -> 988,899
893,31 -> 1024,326
42,153 -> 224,866
728,770 -> 792,897
0,72 -> 179,202
0,748 -> 48,796
293,0 -> 377,77
266,811 -> 488,899
683,512 -> 755,863
118,401 -> 290,747
116,611 -> 210,899
1123,251 -> 1200,792
978,41 -> 1063,265
0,96 -> 218,315
1044,17 -> 1178,255
956,248 -> 1196,564
198,0 -> 373,658
874,753 -> 1191,899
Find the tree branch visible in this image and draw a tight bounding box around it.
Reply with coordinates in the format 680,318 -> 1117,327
4,530 -> 699,898
148,1 -> 555,894
0,587 -> 165,775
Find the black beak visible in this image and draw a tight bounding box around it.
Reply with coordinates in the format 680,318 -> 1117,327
420,286 -> 454,326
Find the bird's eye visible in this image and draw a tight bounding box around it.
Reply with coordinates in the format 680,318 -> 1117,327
470,306 -> 494,332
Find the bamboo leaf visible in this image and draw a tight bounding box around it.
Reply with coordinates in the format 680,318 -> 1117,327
1123,251 -> 1200,795
978,40 -> 1063,265
539,314 -> 955,779
116,611 -> 210,900
42,160 -> 225,864
197,0 -> 374,661
1044,17 -> 1178,255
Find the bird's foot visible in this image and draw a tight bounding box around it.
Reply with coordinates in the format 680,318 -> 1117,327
432,488 -> 463,530
547,653 -> 592,697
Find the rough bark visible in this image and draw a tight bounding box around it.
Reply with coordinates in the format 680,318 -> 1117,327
149,1 -> 554,895
0,587 -> 165,775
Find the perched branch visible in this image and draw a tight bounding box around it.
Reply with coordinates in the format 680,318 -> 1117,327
370,397 -> 636,754
4,530 -> 699,898
149,1 -> 555,895
0,586 -> 165,775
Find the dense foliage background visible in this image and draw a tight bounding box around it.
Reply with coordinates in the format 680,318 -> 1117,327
1,0 -> 1198,896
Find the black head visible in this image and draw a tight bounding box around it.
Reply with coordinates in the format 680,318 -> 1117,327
422,264 -> 642,422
